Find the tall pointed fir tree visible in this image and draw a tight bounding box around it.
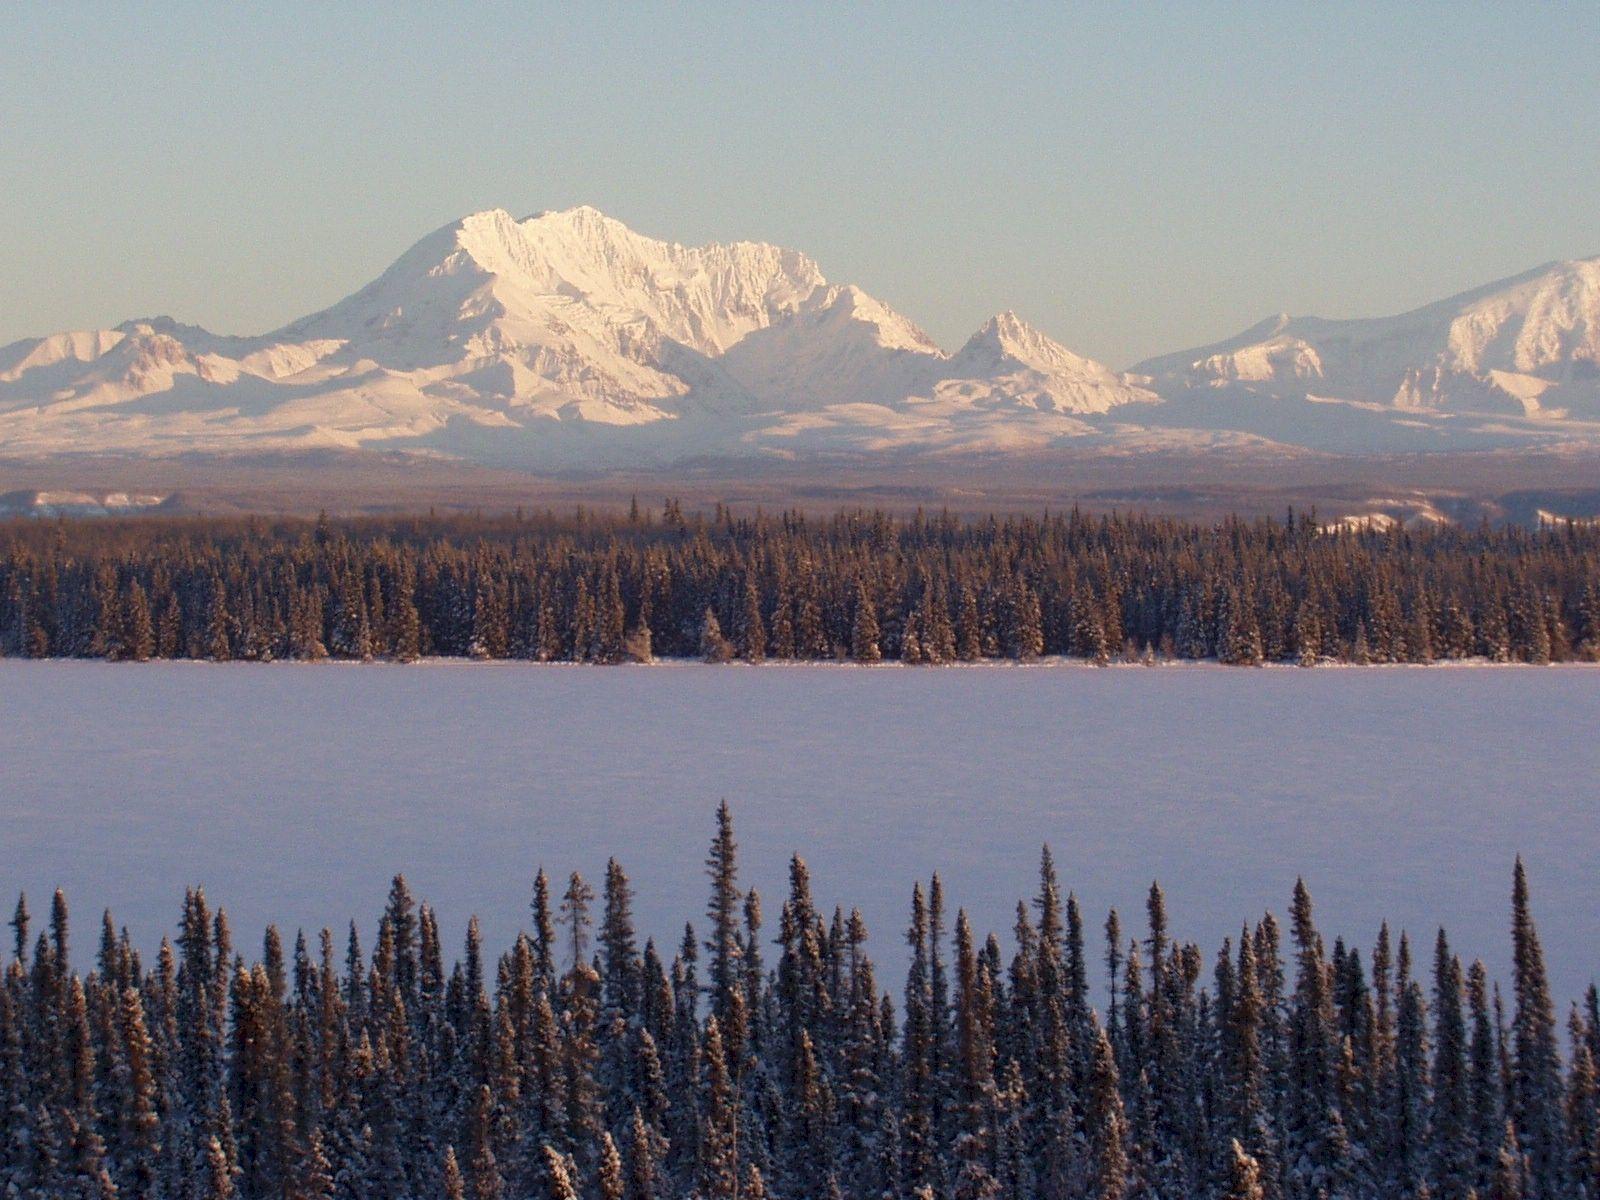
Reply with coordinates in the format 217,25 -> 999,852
1511,858 -> 1565,1199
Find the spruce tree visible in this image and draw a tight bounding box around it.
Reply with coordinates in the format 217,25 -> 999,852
1431,930 -> 1472,1199
597,1132 -> 625,1200
203,1135 -> 235,1200
600,858 -> 641,1023
1,804 -> 1596,1200
8,505 -> 1600,666
122,580 -> 155,661
705,802 -> 743,1030
1224,1138 -> 1266,1200
468,1084 -> 504,1200
699,1016 -> 740,1200
1564,1011 -> 1599,1200
851,579 -> 882,663
769,579 -> 796,660
593,567 -> 627,664
736,574 -> 767,664
700,608 -> 733,663
443,1146 -> 466,1200
543,1145 -> 580,1200
1511,859 -> 1565,1199
1468,959 -> 1505,1193
902,881 -> 938,1192
1087,1025 -> 1130,1200
1396,932 -> 1432,1196
9,892 -> 27,964
1491,1120 -> 1526,1200
114,985 -> 161,1198
624,1107 -> 664,1200
1288,878 -> 1349,1197
561,872 -> 596,975
956,585 -> 982,662
297,1128 -> 336,1200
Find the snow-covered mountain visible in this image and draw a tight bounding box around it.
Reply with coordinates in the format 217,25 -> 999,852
0,206 -> 1156,464
2,209 -> 1598,465
1135,256 -> 1600,420
940,311 -> 1154,414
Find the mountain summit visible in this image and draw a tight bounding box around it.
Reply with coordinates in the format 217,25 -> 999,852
941,312 -> 1151,414
1134,256 -> 1600,419
2,209 -> 1597,464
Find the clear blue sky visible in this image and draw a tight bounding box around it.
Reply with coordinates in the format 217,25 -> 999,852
3,3 -> 1596,368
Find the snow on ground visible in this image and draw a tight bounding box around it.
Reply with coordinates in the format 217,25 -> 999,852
0,661 -> 1595,1005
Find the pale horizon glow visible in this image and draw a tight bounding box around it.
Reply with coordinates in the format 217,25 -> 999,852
2,4 -> 1597,369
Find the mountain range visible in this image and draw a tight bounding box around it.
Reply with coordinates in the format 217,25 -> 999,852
2,206 -> 1597,466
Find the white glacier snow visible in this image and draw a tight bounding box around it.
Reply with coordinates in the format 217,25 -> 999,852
5,206 -> 1596,463
1134,257 -> 1600,421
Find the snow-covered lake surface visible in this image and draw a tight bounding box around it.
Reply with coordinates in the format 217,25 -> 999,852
2,661 -> 1596,1005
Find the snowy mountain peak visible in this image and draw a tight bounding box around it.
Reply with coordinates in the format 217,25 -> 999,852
289,204 -> 832,354
954,312 -> 1119,381
821,286 -> 943,353
1135,255 -> 1600,418
4,210 -> 1598,465
525,202 -> 615,225
6,206 -> 1150,457
928,312 -> 1158,416
980,309 -> 1030,336
960,310 -> 1097,371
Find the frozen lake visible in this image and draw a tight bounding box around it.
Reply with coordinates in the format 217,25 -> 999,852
1,660 -> 1596,1005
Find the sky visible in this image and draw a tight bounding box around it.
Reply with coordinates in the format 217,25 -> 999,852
2,3 -> 1597,368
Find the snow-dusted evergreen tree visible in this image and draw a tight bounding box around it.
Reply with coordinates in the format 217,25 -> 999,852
1511,859 -> 1565,1199
12,506 -> 1600,665
623,1106 -> 665,1200
1216,586 -> 1263,666
1565,1009 -> 1600,1200
705,801 -> 743,1034
851,579 -> 882,663
1284,878 -> 1355,1199
1087,1025 -> 1129,1200
442,1144 -> 466,1200
1224,1138 -> 1267,1200
735,573 -> 767,664
1393,932 -> 1431,1197
1430,930 -> 1472,1198
700,608 -> 733,663
600,858 -> 641,1026
2,807 -> 1594,1200
697,1014 -> 739,1199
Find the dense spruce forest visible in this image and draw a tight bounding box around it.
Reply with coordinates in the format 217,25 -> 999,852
2,505 -> 1599,666
2,804 -> 1596,1200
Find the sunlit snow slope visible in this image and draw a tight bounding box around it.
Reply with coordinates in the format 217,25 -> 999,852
3,209 -> 1598,464
1134,257 -> 1600,423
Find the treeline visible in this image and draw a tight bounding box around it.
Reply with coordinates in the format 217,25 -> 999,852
3,805 -> 1596,1199
2,504 -> 1599,665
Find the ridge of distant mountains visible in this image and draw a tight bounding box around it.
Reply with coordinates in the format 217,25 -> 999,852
2,206 -> 1597,465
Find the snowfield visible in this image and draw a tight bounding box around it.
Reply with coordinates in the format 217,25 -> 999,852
1,660 -> 1595,1003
